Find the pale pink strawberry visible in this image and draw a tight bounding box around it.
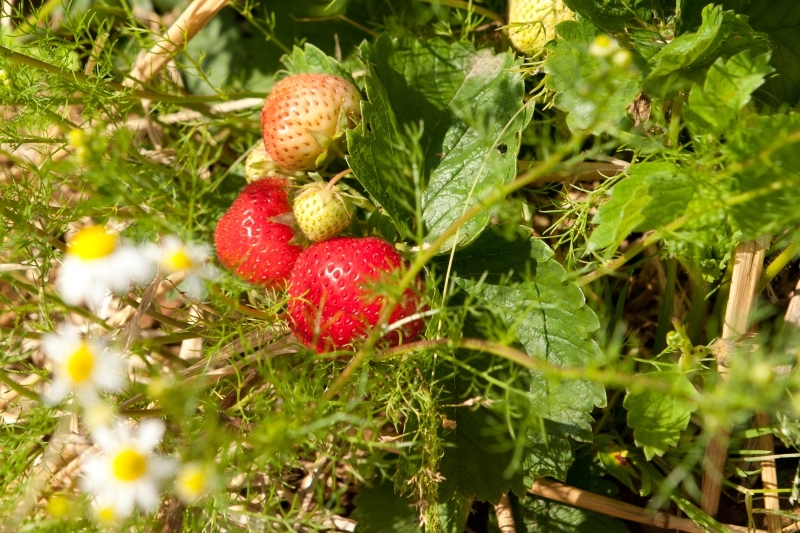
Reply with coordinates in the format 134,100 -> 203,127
261,74 -> 361,171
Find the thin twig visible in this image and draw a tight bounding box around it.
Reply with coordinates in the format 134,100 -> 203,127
530,478 -> 767,533
127,0 -> 229,87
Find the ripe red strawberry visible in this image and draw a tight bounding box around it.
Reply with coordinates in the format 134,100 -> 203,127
261,73 -> 361,171
214,178 -> 303,287
287,237 -> 425,352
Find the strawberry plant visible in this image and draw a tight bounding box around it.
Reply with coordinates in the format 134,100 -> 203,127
1,1 -> 800,533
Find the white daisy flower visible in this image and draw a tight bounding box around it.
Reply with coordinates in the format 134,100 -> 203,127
588,34 -> 619,58
175,461 -> 216,504
57,225 -> 156,309
41,325 -> 126,406
90,491 -> 123,525
148,235 -> 218,299
81,419 -> 175,518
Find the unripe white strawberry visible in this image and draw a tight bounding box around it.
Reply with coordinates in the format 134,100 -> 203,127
261,74 -> 362,171
244,144 -> 284,183
507,0 -> 573,54
292,181 -> 352,242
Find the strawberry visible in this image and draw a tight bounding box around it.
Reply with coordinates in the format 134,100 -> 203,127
287,237 -> 424,352
261,73 -> 362,171
507,0 -> 573,54
244,144 -> 284,183
292,181 -> 352,242
214,178 -> 303,287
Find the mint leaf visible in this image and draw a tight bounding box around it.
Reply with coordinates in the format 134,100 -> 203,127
521,495 -> 629,533
684,51 -> 773,137
347,67 -> 416,237
544,22 -> 641,134
351,35 -> 531,251
452,230 -> 606,442
623,372 -> 698,460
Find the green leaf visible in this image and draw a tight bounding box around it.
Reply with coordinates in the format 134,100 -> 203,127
432,225 -> 535,283
352,480 -> 420,533
671,496 -> 732,533
586,172 -> 649,253
644,5 -> 769,97
438,402 -> 528,503
725,113 -> 800,240
563,0 -> 667,32
452,229 -> 606,442
352,478 -> 470,533
684,51 -> 773,136
623,372 -> 698,460
678,0 -> 800,107
587,162 -> 695,253
521,495 -> 629,533
183,9 -> 279,95
544,22 -> 642,134
280,43 -> 354,82
347,68 -> 416,237
350,35 -> 531,251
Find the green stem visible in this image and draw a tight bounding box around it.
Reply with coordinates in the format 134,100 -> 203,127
654,256 -> 677,354
0,45 -> 265,104
416,0 -> 503,21
668,93 -> 684,148
759,241 -> 798,293
0,368 -> 40,401
322,136 -> 588,401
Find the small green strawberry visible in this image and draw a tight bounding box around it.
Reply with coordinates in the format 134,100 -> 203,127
244,144 -> 284,183
292,180 -> 352,242
507,0 -> 573,54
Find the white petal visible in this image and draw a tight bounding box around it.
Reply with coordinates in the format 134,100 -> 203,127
75,387 -> 101,407
112,489 -> 137,517
56,260 -> 91,306
91,351 -> 126,392
90,427 -> 119,451
136,419 -> 165,451
114,246 -> 157,286
42,378 -> 70,405
80,456 -> 110,492
134,479 -> 160,511
181,274 -> 205,300
148,457 -> 177,480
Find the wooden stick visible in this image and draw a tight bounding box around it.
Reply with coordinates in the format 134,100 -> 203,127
518,160 -> 629,183
701,234 -> 771,516
127,0 -> 228,86
494,493 -> 516,533
755,411 -> 781,533
530,478 -> 767,533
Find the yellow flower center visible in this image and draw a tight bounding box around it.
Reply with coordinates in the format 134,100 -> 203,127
112,448 -> 147,482
181,469 -> 206,494
68,226 -> 116,260
65,342 -> 94,383
96,506 -> 116,524
593,34 -> 612,49
164,249 -> 193,271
